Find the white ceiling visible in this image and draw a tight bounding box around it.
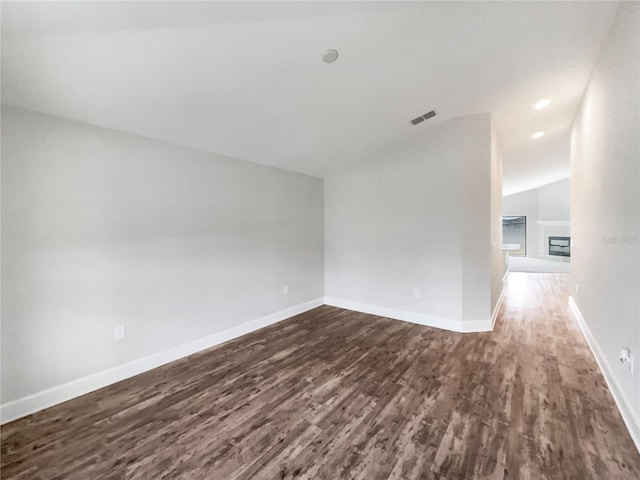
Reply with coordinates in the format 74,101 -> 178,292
1,1 -> 620,194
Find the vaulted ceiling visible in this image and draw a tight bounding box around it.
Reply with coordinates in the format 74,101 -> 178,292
1,1 -> 620,195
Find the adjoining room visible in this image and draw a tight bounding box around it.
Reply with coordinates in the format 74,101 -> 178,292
503,178 -> 571,273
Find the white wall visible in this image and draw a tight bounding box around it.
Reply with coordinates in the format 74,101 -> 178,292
325,114 -> 502,331
538,178 -> 570,221
460,116 -> 493,324
570,1 -> 639,445
490,125 -> 505,312
1,107 -> 324,405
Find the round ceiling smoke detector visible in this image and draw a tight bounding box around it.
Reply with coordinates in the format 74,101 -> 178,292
322,49 -> 339,63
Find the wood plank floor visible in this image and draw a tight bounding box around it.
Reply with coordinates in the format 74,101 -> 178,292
2,273 -> 639,479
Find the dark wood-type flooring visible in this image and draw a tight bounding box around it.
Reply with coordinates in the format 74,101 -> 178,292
2,273 -> 639,479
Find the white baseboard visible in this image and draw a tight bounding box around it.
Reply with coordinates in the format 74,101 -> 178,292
323,297 -> 495,333
460,285 -> 505,333
0,298 -> 324,425
459,318 -> 493,333
568,296 -> 640,453
490,284 -> 507,330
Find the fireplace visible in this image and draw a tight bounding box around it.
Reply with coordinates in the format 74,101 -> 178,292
549,236 -> 570,257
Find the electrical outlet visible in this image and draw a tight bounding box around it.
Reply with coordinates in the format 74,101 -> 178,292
619,348 -> 633,374
413,288 -> 420,299
113,325 -> 125,341
283,285 -> 288,296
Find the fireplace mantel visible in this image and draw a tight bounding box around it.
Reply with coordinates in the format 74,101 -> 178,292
537,220 -> 570,226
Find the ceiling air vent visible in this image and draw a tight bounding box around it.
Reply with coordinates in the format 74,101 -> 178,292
410,110 -> 437,125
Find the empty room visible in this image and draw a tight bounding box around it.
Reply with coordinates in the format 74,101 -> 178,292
1,1 -> 639,479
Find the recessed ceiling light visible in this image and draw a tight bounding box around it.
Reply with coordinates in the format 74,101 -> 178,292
321,49 -> 339,63
532,131 -> 545,139
534,99 -> 551,109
